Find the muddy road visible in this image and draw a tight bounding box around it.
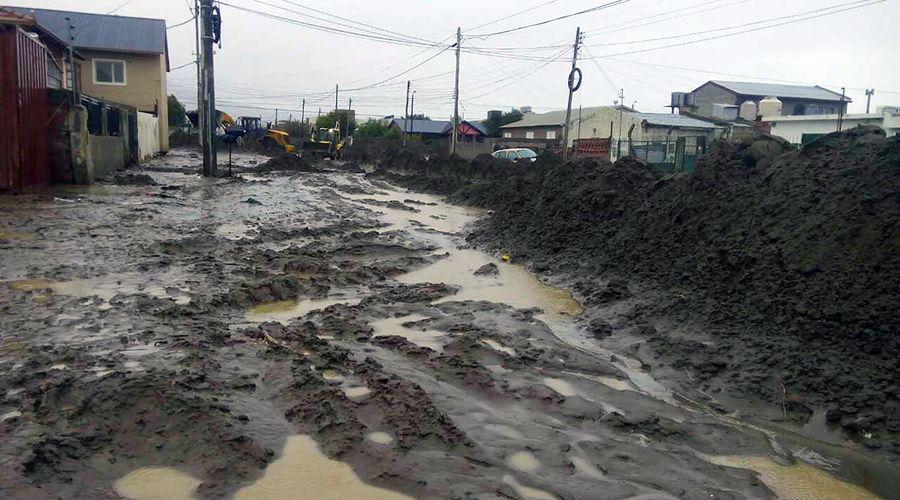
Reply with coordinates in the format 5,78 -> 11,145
1,150 -> 896,499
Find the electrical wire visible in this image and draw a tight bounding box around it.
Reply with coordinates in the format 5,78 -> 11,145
217,1 -> 440,48
583,0 -> 749,35
465,0 -> 561,32
581,0 -> 885,60
587,0 -> 879,47
167,15 -> 196,29
470,0 -> 630,38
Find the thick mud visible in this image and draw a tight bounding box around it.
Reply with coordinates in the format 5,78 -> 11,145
1,144 -> 897,499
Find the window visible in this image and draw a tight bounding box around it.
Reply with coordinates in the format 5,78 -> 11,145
503,131 -> 512,138
546,130 -> 557,140
525,131 -> 535,139
93,59 -> 126,85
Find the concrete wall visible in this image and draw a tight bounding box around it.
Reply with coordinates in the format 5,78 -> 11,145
89,135 -> 125,178
764,115 -> 886,144
502,126 -> 562,141
137,111 -> 160,159
78,50 -> 169,151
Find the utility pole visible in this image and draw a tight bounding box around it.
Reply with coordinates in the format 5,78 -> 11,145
837,87 -> 846,131
194,0 -> 202,150
452,27 -> 461,157
64,17 -> 76,102
199,0 -> 217,176
865,88 -> 875,113
346,98 -> 352,139
410,91 -> 416,124
561,27 -> 582,161
335,84 -> 339,112
576,105 -> 583,141
274,108 -> 278,128
404,80 -> 411,144
617,88 -> 625,159
301,98 -> 305,134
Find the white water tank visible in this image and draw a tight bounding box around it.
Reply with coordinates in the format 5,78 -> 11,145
758,96 -> 783,117
739,100 -> 758,120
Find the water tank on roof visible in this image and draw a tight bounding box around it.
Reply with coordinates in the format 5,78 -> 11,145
739,101 -> 758,121
671,92 -> 685,107
758,96 -> 782,117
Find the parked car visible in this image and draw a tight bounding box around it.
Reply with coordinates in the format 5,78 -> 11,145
492,148 -> 538,163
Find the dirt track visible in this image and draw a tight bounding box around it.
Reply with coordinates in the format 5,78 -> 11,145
1,147 -> 897,499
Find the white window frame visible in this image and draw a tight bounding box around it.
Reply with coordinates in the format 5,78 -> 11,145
93,58 -> 127,86
545,130 -> 557,140
503,131 -> 512,138
525,131 -> 535,139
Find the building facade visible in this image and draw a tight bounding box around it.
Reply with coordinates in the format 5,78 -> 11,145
762,107 -> 900,144
674,81 -> 850,120
11,7 -> 170,150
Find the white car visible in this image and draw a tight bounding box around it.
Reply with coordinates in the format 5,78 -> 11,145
492,148 -> 538,163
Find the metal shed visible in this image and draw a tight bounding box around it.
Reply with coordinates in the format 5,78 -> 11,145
0,24 -> 52,190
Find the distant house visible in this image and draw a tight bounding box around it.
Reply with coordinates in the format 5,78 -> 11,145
673,81 -> 850,120
389,118 -> 452,139
458,120 -> 487,142
762,106 -> 900,145
10,7 -> 171,150
502,106 -> 720,147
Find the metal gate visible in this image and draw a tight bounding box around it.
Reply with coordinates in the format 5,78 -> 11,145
0,25 -> 51,190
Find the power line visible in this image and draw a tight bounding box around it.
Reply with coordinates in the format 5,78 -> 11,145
583,0 -> 750,35
587,0 -> 879,47
581,0 -> 885,60
217,1 -> 440,48
471,0 -> 630,38
465,0 -> 561,32
167,15 -> 196,29
274,0 -> 436,45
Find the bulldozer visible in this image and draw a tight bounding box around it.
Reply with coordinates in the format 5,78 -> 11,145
302,125 -> 343,160
231,116 -> 296,154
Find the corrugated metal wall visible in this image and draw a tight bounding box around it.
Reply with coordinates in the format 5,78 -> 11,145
0,26 -> 51,190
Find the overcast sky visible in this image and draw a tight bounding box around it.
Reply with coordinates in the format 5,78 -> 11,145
17,0 -> 900,122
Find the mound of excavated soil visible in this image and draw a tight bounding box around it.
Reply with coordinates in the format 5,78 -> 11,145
370,127 -> 900,451
254,154 -> 319,173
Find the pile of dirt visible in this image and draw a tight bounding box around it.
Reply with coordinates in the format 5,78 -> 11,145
253,154 -> 319,173
111,173 -> 157,186
370,128 -> 900,450
168,130 -> 199,149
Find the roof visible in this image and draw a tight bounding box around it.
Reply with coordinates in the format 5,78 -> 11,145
390,118 -> 451,135
703,81 -> 850,102
635,112 -> 720,129
7,7 -> 168,61
463,120 -> 488,135
762,113 -> 883,122
502,106 -> 611,128
0,7 -> 84,58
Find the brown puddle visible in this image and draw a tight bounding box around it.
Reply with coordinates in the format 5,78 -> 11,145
246,297 -> 360,324
0,229 -> 36,241
398,249 -> 583,316
371,314 -> 446,352
699,454 -> 879,500
114,435 -> 412,500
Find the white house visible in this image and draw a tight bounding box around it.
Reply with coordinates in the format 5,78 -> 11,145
762,106 -> 899,144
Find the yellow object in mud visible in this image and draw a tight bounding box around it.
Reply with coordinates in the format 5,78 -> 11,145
501,254 -> 511,262
264,129 -> 296,153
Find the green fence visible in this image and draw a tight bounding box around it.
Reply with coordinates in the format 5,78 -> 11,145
625,136 -> 706,173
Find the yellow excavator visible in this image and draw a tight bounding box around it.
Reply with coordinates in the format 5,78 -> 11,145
302,125 -> 343,159
230,116 -> 295,153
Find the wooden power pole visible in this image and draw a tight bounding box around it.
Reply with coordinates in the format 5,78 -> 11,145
561,27 -> 582,162
199,0 -> 217,176
452,27 -> 461,157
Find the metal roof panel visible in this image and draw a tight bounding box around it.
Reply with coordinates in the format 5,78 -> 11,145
707,81 -> 849,102
7,7 -> 166,55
